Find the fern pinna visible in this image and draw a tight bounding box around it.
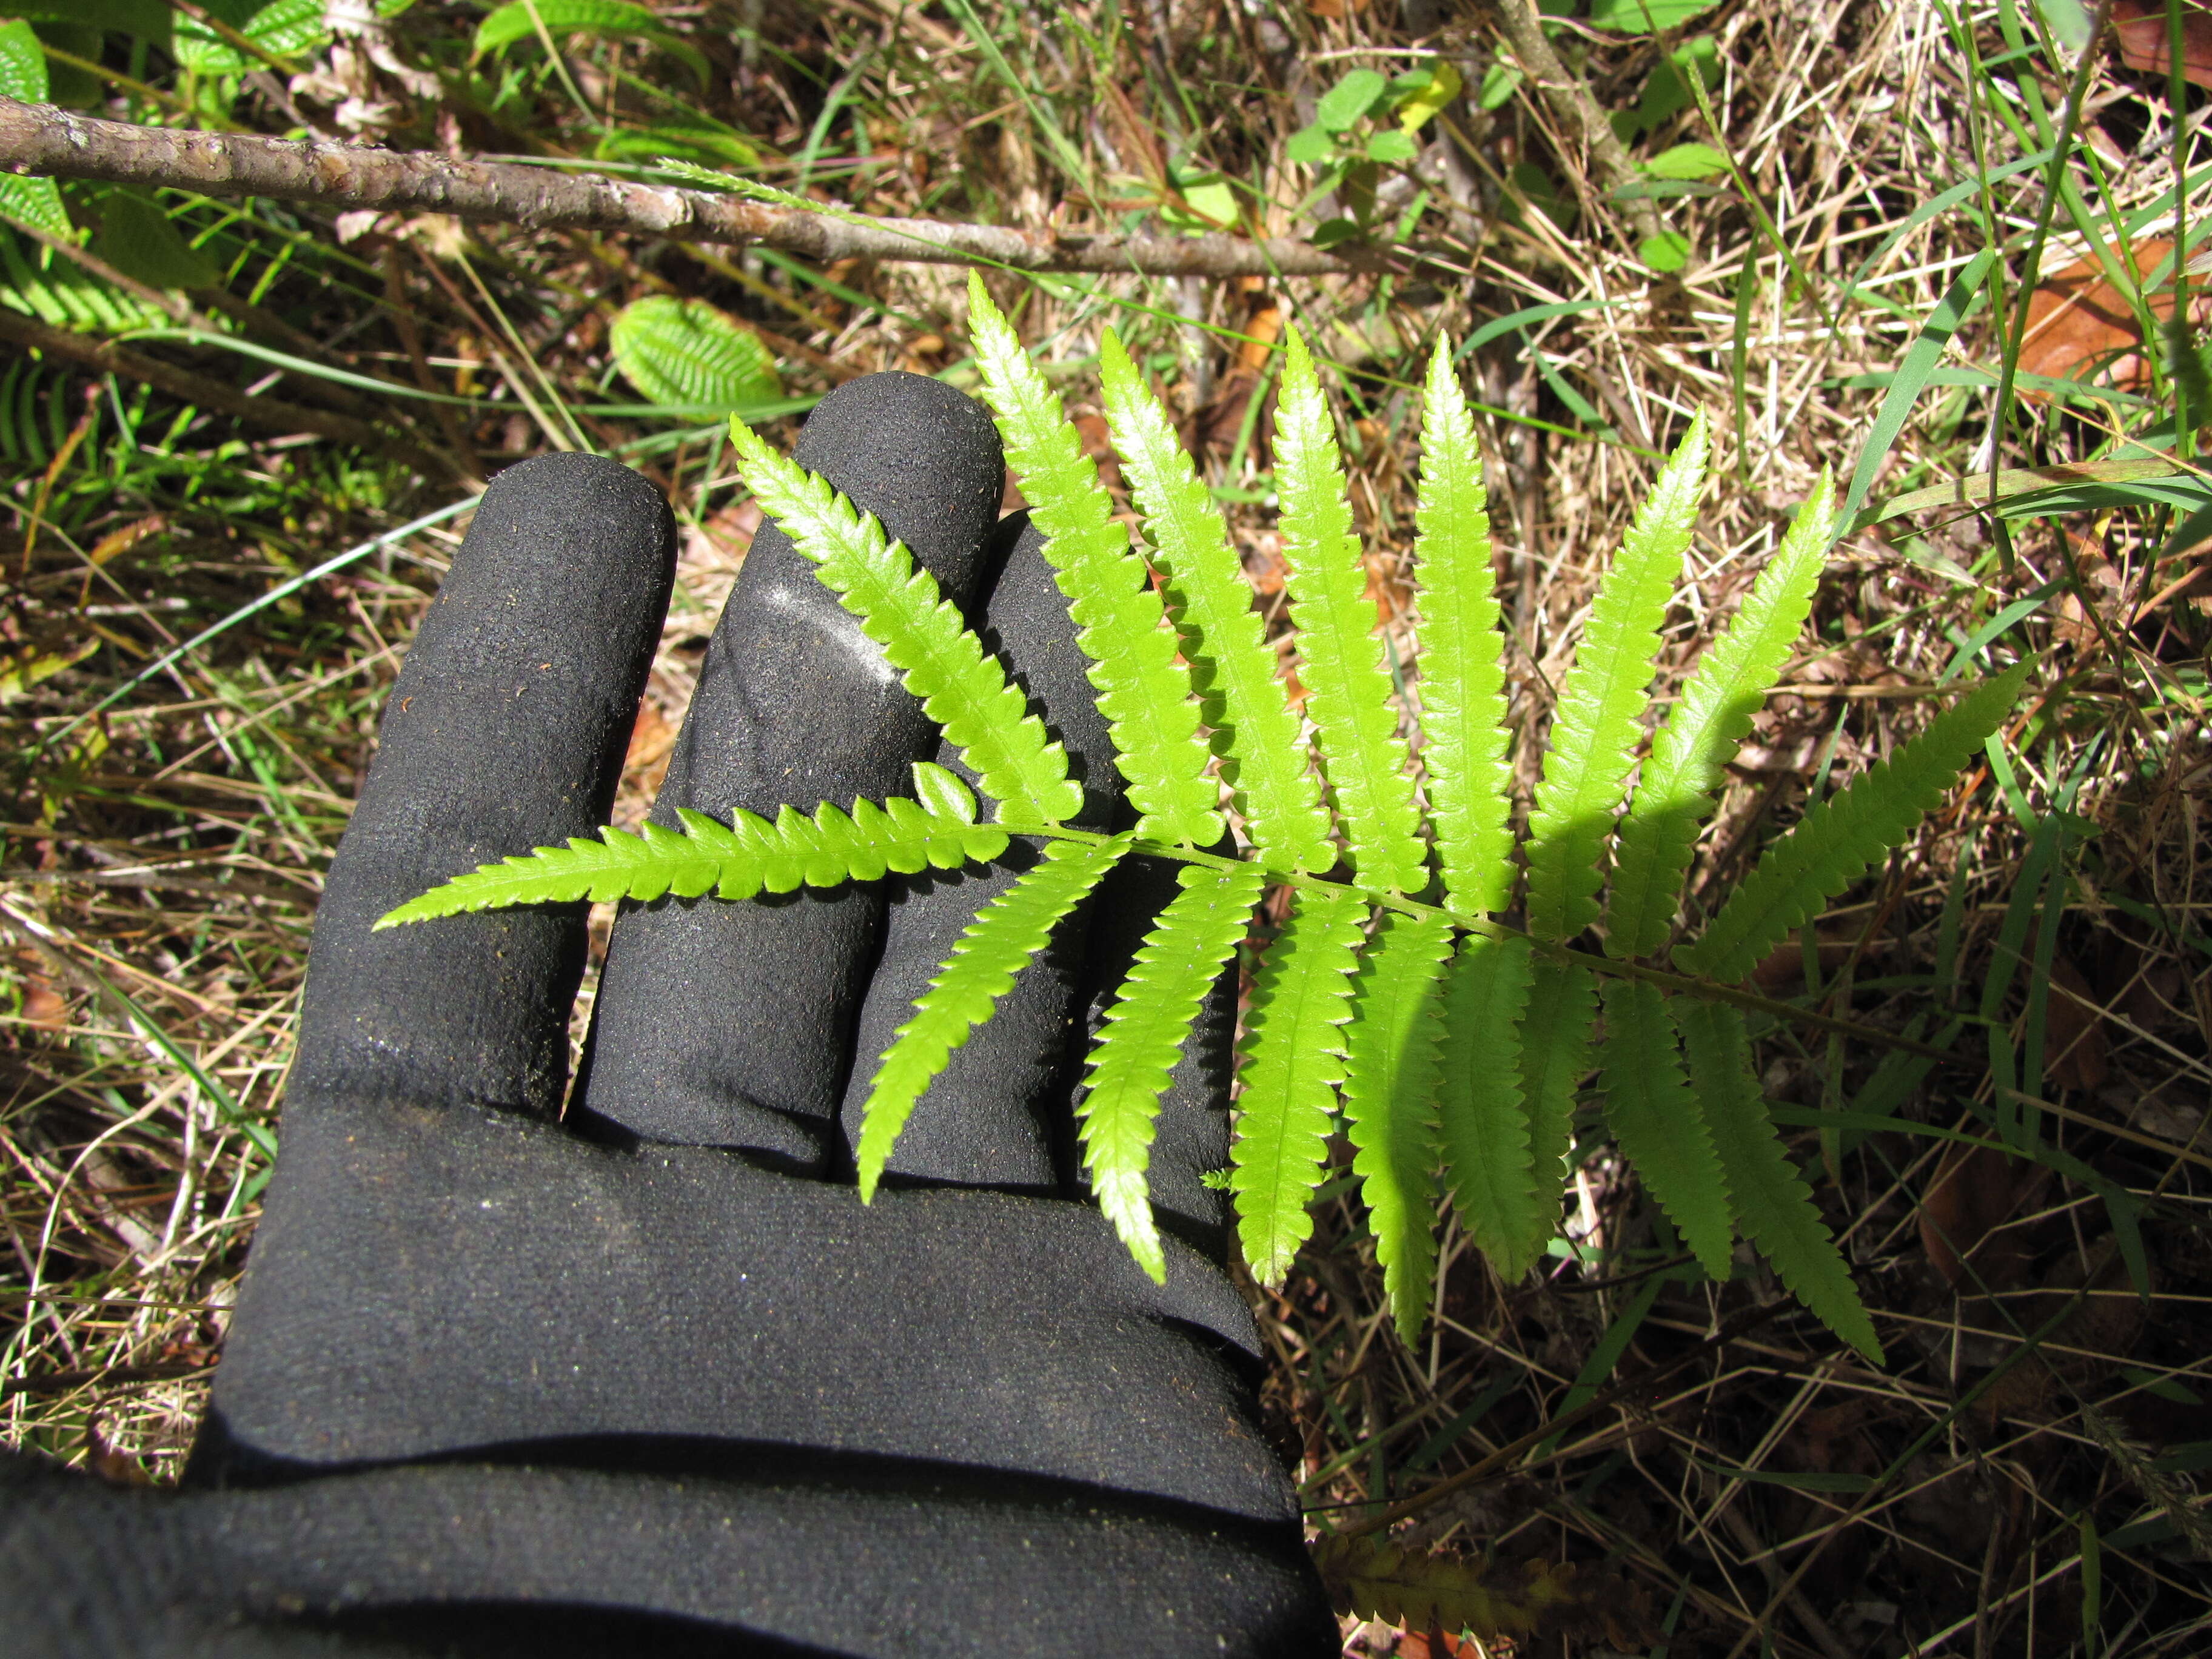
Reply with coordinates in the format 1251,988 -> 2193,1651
385,278 -> 2026,1362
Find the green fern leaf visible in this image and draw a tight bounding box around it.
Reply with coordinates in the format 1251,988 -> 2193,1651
0,22 -> 69,240
1080,860 -> 1266,1281
1276,325 -> 1427,894
1678,662 -> 2031,981
375,762 -> 1009,928
729,418 -> 1082,826
967,278 -> 1221,846
1676,999 -> 1882,1362
1230,883 -> 1366,1284
1524,413 -> 1709,940
1101,329 -> 1332,871
1608,472 -> 1833,959
1517,955 -> 1596,1227
1412,337 -> 1515,917
1341,907 -> 1455,1339
611,297 -> 782,412
1597,980 -> 1734,1278
1434,933 -> 1544,1280
856,833 -> 1133,1199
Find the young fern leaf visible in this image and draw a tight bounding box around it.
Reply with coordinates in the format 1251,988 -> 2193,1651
1276,326 -> 1427,894
1341,908 -> 1455,1339
1596,980 -> 1734,1279
1231,884 -> 1366,1284
1101,329 -> 1332,872
1080,860 -> 1266,1282
375,762 -> 1008,927
1524,413 -> 1709,940
966,278 -> 1220,846
1677,999 -> 1882,1362
1517,956 -> 1596,1233
1606,472 -> 1834,959
1434,933 -> 1544,1280
1678,661 -> 2031,982
728,417 -> 1080,827
1412,337 -> 1515,917
856,834 -> 1132,1200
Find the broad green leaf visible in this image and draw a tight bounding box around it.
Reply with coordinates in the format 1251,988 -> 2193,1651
1607,471 -> 1832,959
92,191 -> 220,292
1231,884 -> 1365,1283
729,417 -> 1082,827
1517,955 -> 1595,1214
1434,933 -> 1544,1279
1597,980 -> 1734,1278
474,0 -> 709,85
1640,231 -> 1692,273
1316,69 -> 1389,132
1643,142 -> 1731,181
1677,1000 -> 1882,1363
1679,662 -> 2031,981
1101,329 -> 1331,872
0,22 -> 68,239
858,834 -> 1132,1201
1525,412 -> 1708,940
1081,860 -> 1264,1281
1411,337 -> 1514,917
968,278 -> 1219,846
1588,0 -> 1720,29
611,297 -> 782,412
1341,907 -> 1454,1340
1276,326 -> 1427,894
174,0 -> 329,72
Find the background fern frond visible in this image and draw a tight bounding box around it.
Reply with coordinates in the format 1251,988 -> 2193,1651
1275,325 -> 1427,895
377,763 -> 1008,927
729,418 -> 1081,826
1231,884 -> 1366,1284
1676,999 -> 1883,1363
1435,933 -> 1544,1280
966,278 -> 1220,846
1678,661 -> 2032,981
1101,329 -> 1332,873
1412,337 -> 1515,918
1079,860 -> 1266,1281
1524,414 -> 1709,940
1516,956 -> 1597,1243
1607,472 -> 1834,960
1341,907 -> 1455,1339
1597,980 -> 1735,1279
856,834 -> 1132,1200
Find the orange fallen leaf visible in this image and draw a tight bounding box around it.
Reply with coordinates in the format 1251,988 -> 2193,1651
2112,1 -> 2212,92
2019,240 -> 2202,397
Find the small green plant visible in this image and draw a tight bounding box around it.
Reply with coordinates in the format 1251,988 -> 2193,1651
382,275 -> 2029,1360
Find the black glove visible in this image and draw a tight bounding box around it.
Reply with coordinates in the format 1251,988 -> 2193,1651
0,373 -> 1335,1658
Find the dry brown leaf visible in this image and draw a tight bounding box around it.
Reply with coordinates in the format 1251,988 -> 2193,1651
2112,1 -> 2212,92
2043,952 -> 2110,1092
2019,240 -> 2209,396
1919,1145 -> 2036,1292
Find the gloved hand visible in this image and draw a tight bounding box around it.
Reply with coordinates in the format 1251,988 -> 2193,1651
1,373 -> 1335,1658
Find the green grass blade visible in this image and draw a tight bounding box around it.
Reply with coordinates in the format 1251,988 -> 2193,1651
1080,860 -> 1266,1281
1276,324 -> 1427,895
1434,933 -> 1545,1280
1230,883 -> 1366,1284
1597,980 -> 1735,1279
730,417 -> 1081,827
377,762 -> 1009,927
1412,337 -> 1516,918
1525,412 -> 1709,941
1678,662 -> 2031,982
857,833 -> 1132,1199
1518,954 -> 1596,1230
967,277 -> 1221,846
1607,471 -> 1834,959
1341,907 -> 1455,1341
1677,999 -> 1882,1363
1101,328 -> 1332,872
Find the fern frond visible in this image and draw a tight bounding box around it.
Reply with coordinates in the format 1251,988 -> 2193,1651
1079,860 -> 1266,1281
1608,472 -> 1834,959
1517,955 -> 1596,1228
1597,980 -> 1734,1278
1230,883 -> 1366,1284
1524,413 -> 1709,940
1341,907 -> 1455,1339
729,418 -> 1081,826
966,278 -> 1220,845
1276,325 -> 1427,894
1676,999 -> 1882,1362
1434,933 -> 1544,1280
856,833 -> 1132,1199
1412,337 -> 1515,917
1311,1535 -> 1586,1643
1101,329 -> 1333,872
376,762 -> 1008,928
1678,662 -> 2031,981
